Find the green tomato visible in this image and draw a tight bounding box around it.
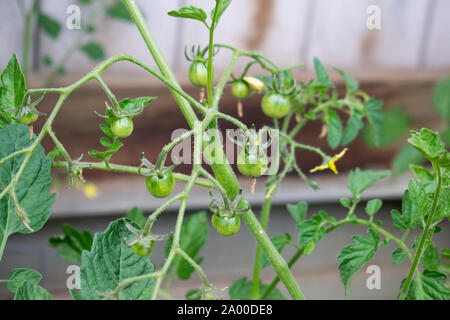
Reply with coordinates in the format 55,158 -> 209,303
146,171 -> 175,198
232,80 -> 250,99
111,117 -> 134,138
237,151 -> 268,178
212,212 -> 240,236
18,112 -> 38,125
189,61 -> 213,87
131,240 -> 155,257
261,92 -> 291,119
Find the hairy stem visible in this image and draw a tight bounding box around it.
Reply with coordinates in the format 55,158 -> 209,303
251,196 -> 273,299
398,162 -> 442,300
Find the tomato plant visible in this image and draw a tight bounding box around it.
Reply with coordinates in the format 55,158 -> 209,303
0,0 -> 448,303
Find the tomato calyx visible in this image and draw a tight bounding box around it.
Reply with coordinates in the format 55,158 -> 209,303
13,94 -> 46,125
125,222 -> 171,256
185,45 -> 217,89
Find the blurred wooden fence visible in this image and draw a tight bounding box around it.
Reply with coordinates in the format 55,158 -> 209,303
1,0 -> 449,74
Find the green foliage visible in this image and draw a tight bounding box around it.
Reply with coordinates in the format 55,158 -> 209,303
125,206 -> 146,229
409,129 -> 447,162
402,271 -> 450,300
49,225 -> 93,263
165,212 -> 209,280
260,233 -> 291,269
0,124 -> 55,259
313,57 -> 333,88
38,13 -> 62,39
8,268 -> 51,300
81,41 -> 106,61
80,219 -> 155,300
14,281 -> 52,300
391,190 -> 421,231
335,68 -> 359,94
168,6 -> 207,23
363,99 -> 384,147
7,268 -> 42,293
365,199 -> 382,217
106,1 -> 133,22
432,77 -> 450,121
392,144 -> 425,174
210,0 -> 232,29
229,277 -> 285,300
0,54 -> 27,110
286,201 -> 308,223
297,211 -> 335,247
392,248 -> 405,265
338,229 -> 380,298
341,112 -> 364,146
348,168 -> 391,198
363,108 -> 410,148
326,109 -> 343,149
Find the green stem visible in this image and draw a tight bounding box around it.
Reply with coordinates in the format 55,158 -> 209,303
22,0 -> 39,80
52,161 -> 214,189
251,196 -> 273,299
207,3 -> 219,108
123,0 -> 199,127
398,162 -> 442,300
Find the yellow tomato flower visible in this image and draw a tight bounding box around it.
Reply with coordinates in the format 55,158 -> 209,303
310,148 -> 348,175
243,76 -> 264,91
83,182 -> 99,199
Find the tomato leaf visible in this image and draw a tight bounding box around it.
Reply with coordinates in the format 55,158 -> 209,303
421,245 -> 440,271
338,229 -> 380,298
391,190 -> 421,231
297,210 -> 334,247
49,225 -> 93,263
363,108 -> 410,148
402,271 -> 450,300
341,112 -> 364,146
286,201 -> 308,223
0,124 -> 55,260
168,6 -> 207,23
7,268 -> 43,293
106,1 -> 133,22
14,281 -> 52,300
363,99 -> 384,147
80,41 -> 106,61
119,96 -> 157,116
80,219 -> 155,300
348,168 -> 391,198
229,277 -> 285,300
0,54 -> 27,109
211,0 -> 232,29
334,68 -> 359,93
313,58 -> 332,88
165,212 -> 209,280
327,109 -> 343,149
432,77 -> 450,121
392,144 -> 425,175
392,248 -> 405,265
408,128 -> 446,162
38,12 -> 62,39
365,199 -> 382,217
